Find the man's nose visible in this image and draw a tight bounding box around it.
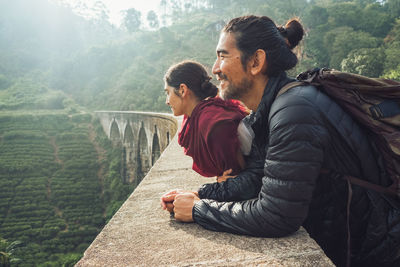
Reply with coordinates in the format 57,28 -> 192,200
212,59 -> 220,75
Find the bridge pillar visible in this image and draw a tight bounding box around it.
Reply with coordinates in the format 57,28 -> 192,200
95,111 -> 178,186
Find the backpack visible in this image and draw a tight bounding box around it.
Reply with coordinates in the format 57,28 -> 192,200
278,68 -> 400,198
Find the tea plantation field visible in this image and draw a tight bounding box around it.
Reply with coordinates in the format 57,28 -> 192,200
0,112 -> 133,266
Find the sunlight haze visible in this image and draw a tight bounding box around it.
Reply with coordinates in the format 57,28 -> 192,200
59,0 -> 161,26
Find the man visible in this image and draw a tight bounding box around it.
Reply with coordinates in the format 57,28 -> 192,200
161,15 -> 400,267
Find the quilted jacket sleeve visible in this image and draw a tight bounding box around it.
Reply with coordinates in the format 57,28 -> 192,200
197,144 -> 265,201
193,90 -> 331,237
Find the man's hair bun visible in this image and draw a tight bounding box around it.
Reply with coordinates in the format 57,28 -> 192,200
279,18 -> 304,49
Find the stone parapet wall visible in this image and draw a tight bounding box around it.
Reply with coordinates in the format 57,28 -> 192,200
77,117 -> 334,267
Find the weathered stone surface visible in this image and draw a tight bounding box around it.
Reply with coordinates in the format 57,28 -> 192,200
76,116 -> 334,267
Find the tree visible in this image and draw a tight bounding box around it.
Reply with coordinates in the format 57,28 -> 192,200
386,0 -> 400,18
359,3 -> 393,37
324,27 -> 381,69
0,238 -> 22,266
383,19 -> 400,73
382,65 -> 400,81
304,6 -> 328,28
159,0 -> 168,26
326,2 -> 362,29
91,1 -> 110,23
384,43 -> 400,73
147,10 -> 159,29
341,48 -> 385,77
122,8 -> 141,33
304,24 -> 331,67
355,0 -> 378,4
384,18 -> 400,44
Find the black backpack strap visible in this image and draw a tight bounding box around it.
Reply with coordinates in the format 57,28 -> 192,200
369,99 -> 400,119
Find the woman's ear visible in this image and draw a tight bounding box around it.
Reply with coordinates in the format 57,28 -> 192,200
179,83 -> 189,97
249,49 -> 267,75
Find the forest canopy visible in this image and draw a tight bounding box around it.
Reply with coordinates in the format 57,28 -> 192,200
0,0 -> 399,113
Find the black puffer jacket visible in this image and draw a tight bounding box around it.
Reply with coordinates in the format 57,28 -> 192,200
193,72 -> 400,267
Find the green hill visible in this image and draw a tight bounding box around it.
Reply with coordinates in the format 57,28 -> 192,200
0,107 -> 133,266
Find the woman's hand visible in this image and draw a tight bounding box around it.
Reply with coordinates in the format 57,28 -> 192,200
216,169 -> 237,183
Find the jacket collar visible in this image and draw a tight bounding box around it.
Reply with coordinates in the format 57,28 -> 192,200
250,71 -> 294,136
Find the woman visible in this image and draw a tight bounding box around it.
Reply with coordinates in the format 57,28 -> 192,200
164,60 -> 249,180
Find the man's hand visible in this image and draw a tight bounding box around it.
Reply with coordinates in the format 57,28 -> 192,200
217,169 -> 237,183
160,189 -> 199,213
173,192 -> 200,222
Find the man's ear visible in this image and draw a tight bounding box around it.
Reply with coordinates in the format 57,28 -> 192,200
249,49 -> 267,75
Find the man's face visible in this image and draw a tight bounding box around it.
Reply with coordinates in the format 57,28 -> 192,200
212,32 -> 253,101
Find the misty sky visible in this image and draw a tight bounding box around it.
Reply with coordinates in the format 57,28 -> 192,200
59,0 -> 162,25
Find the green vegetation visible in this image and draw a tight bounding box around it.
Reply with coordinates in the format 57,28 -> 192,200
0,109 -> 133,266
1,0 -> 398,113
0,238 -> 22,266
301,0 -> 400,79
0,0 -> 399,266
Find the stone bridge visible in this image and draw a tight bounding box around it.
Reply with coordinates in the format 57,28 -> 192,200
95,111 -> 178,185
77,114 -> 334,267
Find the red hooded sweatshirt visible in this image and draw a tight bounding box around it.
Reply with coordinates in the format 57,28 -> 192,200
178,97 -> 248,177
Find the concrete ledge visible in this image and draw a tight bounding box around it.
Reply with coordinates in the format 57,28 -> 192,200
77,126 -> 334,266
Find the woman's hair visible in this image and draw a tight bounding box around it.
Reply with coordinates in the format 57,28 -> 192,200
223,15 -> 304,77
164,60 -> 218,100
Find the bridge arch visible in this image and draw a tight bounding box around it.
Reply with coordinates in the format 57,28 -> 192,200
110,119 -> 120,142
136,122 -> 149,185
123,122 -> 134,147
152,125 -> 161,165
123,122 -> 135,162
123,122 -> 135,183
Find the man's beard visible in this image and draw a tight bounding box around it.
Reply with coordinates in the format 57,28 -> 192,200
219,75 -> 253,101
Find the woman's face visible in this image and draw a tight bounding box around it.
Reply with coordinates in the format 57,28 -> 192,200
165,83 -> 184,116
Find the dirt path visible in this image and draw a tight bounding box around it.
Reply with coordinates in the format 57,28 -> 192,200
49,136 -> 62,165
47,136 -> 61,199
48,136 -> 69,230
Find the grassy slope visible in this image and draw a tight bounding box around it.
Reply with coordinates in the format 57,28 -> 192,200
0,110 -> 132,266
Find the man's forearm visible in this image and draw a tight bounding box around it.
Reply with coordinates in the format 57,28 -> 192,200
192,198 -> 301,237
197,167 -> 264,201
